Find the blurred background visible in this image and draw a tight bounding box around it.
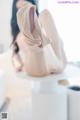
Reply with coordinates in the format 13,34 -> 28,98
0,0 -> 80,62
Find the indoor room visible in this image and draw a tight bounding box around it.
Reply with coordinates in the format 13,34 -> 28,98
0,0 -> 80,120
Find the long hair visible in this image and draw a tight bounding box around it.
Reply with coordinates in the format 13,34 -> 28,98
11,0 -> 39,53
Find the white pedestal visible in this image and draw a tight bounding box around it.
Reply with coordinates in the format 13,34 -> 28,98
32,75 -> 68,120
68,87 -> 80,120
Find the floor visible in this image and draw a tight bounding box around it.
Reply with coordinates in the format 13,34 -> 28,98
0,50 -> 80,120
0,50 -> 32,120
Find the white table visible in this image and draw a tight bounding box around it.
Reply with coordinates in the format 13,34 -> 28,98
0,50 -> 80,120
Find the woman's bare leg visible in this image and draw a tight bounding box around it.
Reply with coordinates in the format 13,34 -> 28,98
39,10 -> 67,68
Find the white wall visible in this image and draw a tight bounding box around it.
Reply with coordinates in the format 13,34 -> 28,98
0,0 -> 13,52
39,0 -> 80,61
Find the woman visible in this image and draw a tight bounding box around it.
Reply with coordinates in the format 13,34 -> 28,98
11,0 -> 39,71
11,0 -> 67,76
